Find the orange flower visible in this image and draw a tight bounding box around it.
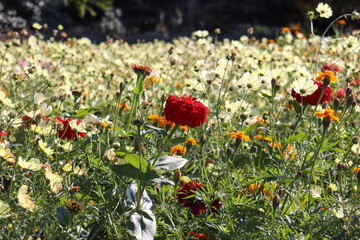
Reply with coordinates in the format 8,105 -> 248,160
268,39 -> 275,43
171,145 -> 186,155
254,135 -> 273,143
316,70 -> 338,83
186,137 -> 197,146
315,109 -> 340,123
282,27 -> 291,32
180,126 -> 188,132
119,102 -> 129,110
353,167 -> 360,173
230,131 -> 250,141
176,83 -> 183,87
148,114 -> 175,128
338,19 -> 346,25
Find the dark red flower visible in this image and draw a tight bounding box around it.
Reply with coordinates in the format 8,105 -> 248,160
350,78 -> 360,87
291,80 -> 332,106
57,116 -> 86,140
131,64 -> 152,76
164,95 -> 208,128
190,232 -> 209,240
321,63 -> 342,74
22,115 -> 38,128
177,181 -> 220,217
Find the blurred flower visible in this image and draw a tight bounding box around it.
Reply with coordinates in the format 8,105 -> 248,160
321,64 -> 342,74
164,95 -> 208,128
17,185 -> 37,212
148,114 -> 175,128
186,137 -> 197,146
0,91 -> 14,108
230,131 -> 250,141
57,117 -> 86,140
177,181 -> 220,217
171,145 -> 186,155
316,3 -> 333,19
190,232 -> 210,240
240,72 -> 262,91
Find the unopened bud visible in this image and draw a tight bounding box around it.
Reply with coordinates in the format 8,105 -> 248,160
168,46 -> 174,55
174,170 -> 181,183
194,65 -> 199,72
347,96 -> 354,106
72,90 -> 82,98
352,121 -> 356,128
271,78 -> 277,86
352,137 -> 359,144
170,58 -> 176,66
214,28 -> 221,34
273,194 -> 280,209
119,82 -> 126,91
251,146 -> 258,154
200,134 -> 206,145
334,98 -> 340,107
323,75 -> 330,85
322,116 -> 331,129
226,147 -> 233,156
346,88 -> 352,97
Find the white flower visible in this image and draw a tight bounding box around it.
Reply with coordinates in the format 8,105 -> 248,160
199,70 -> 216,82
240,72 -> 262,91
310,185 -> 322,198
69,120 -> 87,133
0,91 -> 14,108
292,77 -> 318,96
328,183 -> 338,191
316,3 -> 333,19
193,30 -> 209,38
34,92 -> 45,105
38,139 -> 54,157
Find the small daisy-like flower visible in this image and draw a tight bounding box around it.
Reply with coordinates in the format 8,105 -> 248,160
292,77 -> 318,96
316,3 -> 333,19
315,109 -> 339,122
230,131 -> 250,141
316,70 -> 338,83
240,72 -> 262,91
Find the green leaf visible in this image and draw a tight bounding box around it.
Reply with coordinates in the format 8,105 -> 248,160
73,107 -> 100,118
124,154 -> 151,172
110,164 -> 143,180
243,123 -> 258,134
166,137 -> 186,146
56,206 -> 70,228
88,219 -> 106,240
293,100 -> 302,115
132,75 -> 144,94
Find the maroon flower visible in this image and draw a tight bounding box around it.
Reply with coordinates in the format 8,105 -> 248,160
164,95 -> 208,128
321,63 -> 342,74
177,181 -> 220,217
57,116 -> 86,140
291,80 -> 332,106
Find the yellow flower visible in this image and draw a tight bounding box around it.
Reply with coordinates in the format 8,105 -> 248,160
230,131 -> 250,141
314,109 -> 340,122
316,70 -> 338,83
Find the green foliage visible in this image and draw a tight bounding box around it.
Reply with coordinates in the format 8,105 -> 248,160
63,0 -> 114,19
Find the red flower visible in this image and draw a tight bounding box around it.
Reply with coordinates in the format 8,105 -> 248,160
0,131 -> 7,144
164,95 -> 208,128
321,63 -> 342,74
335,88 -> 345,100
177,181 -> 220,217
57,117 -> 86,140
291,80 -> 332,106
190,232 -> 209,240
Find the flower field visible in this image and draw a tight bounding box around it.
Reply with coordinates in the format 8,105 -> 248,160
1,4 -> 360,239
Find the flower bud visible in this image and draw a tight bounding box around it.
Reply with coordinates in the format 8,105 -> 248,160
119,82 -> 126,91
194,64 -> 199,72
333,98 -> 340,107
200,134 -> 206,145
7,224 -> 13,230
298,171 -> 303,176
226,147 -> 233,156
72,90 -> 82,98
278,189 -> 283,195
357,171 -> 360,182
214,28 -> 221,34
174,169 -> 181,183
323,75 -> 330,85
273,194 -> 280,209
271,78 -> 277,86
352,122 -> 356,128
337,163 -> 343,170
352,137 -> 359,144
251,146 -> 258,154
346,88 -> 352,97
322,116 -> 331,129
347,95 -> 354,106
170,58 -> 176,66
168,46 -> 174,55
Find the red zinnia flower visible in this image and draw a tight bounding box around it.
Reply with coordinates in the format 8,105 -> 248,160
164,95 -> 208,128
190,232 -> 209,240
57,116 -> 86,140
177,181 -> 220,217
291,80 -> 332,106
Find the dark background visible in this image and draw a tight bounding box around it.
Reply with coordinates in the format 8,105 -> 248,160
0,0 -> 359,43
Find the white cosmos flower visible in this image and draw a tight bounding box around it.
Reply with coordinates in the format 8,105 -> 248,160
240,72 -> 262,91
34,92 -> 45,105
69,120 -> 87,133
0,91 -> 14,108
316,3 -> 332,19
292,77 -> 318,96
199,70 -> 216,82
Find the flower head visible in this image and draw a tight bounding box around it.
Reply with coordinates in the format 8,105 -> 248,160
171,145 -> 186,155
131,64 -> 152,76
315,109 -> 340,123
291,80 -> 332,106
230,131 -> 250,141
316,3 -> 333,19
316,70 -> 338,83
321,64 -> 342,74
292,77 -> 318,97
57,117 -> 86,140
164,95 -> 208,128
177,181 -> 220,217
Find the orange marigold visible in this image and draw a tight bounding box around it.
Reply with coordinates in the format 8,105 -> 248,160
316,70 -> 338,83
315,109 -> 340,123
171,145 -> 186,155
230,131 -> 250,141
119,103 -> 129,110
186,137 -> 197,146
